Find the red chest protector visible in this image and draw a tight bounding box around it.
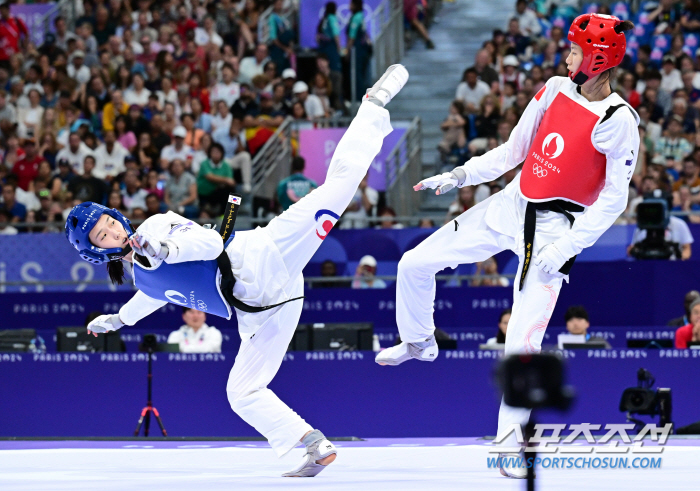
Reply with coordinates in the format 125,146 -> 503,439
520,92 -> 606,207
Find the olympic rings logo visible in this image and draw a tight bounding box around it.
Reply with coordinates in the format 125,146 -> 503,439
196,300 -> 208,311
533,164 -> 548,178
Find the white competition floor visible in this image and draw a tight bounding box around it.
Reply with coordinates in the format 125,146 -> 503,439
1,438 -> 699,491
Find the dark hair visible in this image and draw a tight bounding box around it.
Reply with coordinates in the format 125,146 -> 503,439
350,0 -> 363,14
208,142 -> 225,159
496,308 -> 511,344
564,305 -> 589,323
463,67 -> 478,81
291,156 -> 305,172
107,260 -> 127,285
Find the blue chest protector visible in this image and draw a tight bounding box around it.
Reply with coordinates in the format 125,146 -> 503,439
133,235 -> 235,319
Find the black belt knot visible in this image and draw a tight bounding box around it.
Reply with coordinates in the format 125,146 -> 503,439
518,200 -> 584,291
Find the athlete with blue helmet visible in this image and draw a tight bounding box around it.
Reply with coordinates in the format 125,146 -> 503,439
63,65 -> 408,478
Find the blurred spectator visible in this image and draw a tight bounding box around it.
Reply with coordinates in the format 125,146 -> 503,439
675,299 -> 700,348
12,139 -> 42,191
404,0 -> 435,49
341,172 -> 378,229
486,308 -> 511,345
167,307 -> 223,353
471,256 -> 509,287
93,131 -> 129,180
317,2 -> 343,87
55,133 -> 93,175
0,208 -> 18,235
160,126 -> 194,171
512,0 -> 540,37
277,156 -> 317,211
438,100 -> 467,161
181,113 -> 205,151
418,218 -> 435,228
446,186 -> 476,222
469,49 -> 499,87
211,63 -> 241,109
661,55 -> 683,94
67,155 -> 108,204
197,142 -> 235,214
145,192 -> 162,218
0,1 -> 28,69
668,290 -> 700,327
314,259 -> 351,288
240,44 -> 269,86
352,255 -> 386,289
121,168 -> 149,213
347,0 -> 371,101
134,132 -> 160,171
268,0 -> 294,75
212,117 -> 252,193
0,181 -> 26,222
143,169 -> 164,201
0,89 -> 17,138
673,185 -> 700,223
211,100 -> 233,133
293,81 -> 326,121
102,90 -> 129,132
165,158 -> 198,218
376,207 -> 403,229
456,68 -> 490,114
654,115 -> 693,168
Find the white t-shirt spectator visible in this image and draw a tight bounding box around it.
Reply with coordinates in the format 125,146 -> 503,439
67,64 -> 91,85
455,80 -> 491,109
238,56 -> 267,85
195,28 -> 223,47
93,142 -> 130,179
157,88 -> 178,107
124,88 -> 152,107
303,94 -> 326,120
210,82 -> 241,108
55,143 -> 94,175
167,323 -> 223,353
122,187 -> 149,211
340,185 -> 379,229
513,7 -> 541,36
160,144 -> 195,168
661,69 -> 683,94
211,113 -> 232,133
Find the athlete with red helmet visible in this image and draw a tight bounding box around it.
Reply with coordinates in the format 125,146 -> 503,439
378,14 -> 639,478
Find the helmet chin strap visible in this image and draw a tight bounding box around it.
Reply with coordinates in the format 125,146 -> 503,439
107,244 -> 133,262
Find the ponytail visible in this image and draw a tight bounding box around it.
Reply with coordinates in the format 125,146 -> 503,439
107,260 -> 127,285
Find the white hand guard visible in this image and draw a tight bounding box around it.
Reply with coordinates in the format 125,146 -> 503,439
533,243 -> 569,275
413,172 -> 459,195
131,232 -> 169,261
87,314 -> 124,334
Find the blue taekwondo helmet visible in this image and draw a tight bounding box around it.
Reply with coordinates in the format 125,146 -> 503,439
65,202 -> 134,264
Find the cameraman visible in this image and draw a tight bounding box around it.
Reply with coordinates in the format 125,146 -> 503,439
627,201 -> 694,260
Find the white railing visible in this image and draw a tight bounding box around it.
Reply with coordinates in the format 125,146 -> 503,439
385,116 -> 423,218
250,116 -> 294,200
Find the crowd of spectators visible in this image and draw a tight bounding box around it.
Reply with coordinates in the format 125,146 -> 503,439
438,0 -> 700,232
0,0 -> 373,234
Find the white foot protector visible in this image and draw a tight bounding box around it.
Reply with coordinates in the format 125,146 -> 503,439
364,64 -> 409,107
375,335 -> 438,366
498,452 -> 528,479
282,439 -> 337,477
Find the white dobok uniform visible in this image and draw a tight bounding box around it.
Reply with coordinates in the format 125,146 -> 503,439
116,101 -> 393,456
395,76 -> 640,447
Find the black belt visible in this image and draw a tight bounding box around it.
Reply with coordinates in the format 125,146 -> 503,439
216,194 -> 304,314
518,200 -> 584,291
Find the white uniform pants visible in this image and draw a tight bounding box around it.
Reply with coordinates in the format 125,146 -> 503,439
396,191 -> 567,448
226,102 -> 393,457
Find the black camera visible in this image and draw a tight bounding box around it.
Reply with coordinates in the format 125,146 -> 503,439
619,369 -> 672,430
630,192 -> 681,260
497,353 -> 575,410
141,333 -> 158,353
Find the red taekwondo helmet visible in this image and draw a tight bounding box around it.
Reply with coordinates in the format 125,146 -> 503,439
567,13 -> 627,85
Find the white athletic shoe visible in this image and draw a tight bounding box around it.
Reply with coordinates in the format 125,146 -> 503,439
282,439 -> 337,477
498,452 -> 528,479
375,334 -> 438,366
364,64 -> 409,107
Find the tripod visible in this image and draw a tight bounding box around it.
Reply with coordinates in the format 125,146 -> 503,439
134,346 -> 167,436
